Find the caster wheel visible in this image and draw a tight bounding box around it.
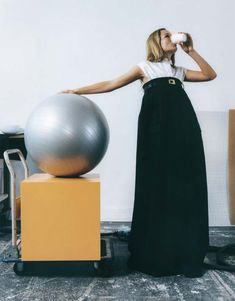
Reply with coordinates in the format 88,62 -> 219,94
94,262 -> 99,270
94,261 -> 113,277
13,262 -> 25,276
13,262 -> 33,276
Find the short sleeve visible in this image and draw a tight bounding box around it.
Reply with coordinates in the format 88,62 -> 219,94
182,67 -> 187,80
137,61 -> 148,77
175,66 -> 187,81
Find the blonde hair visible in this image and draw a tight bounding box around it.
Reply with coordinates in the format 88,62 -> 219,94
146,28 -> 175,68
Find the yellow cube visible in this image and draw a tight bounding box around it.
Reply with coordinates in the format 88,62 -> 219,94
20,173 -> 100,261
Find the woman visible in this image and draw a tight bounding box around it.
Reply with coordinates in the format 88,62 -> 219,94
62,28 -> 217,278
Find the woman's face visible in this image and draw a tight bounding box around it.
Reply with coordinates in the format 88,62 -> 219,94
160,30 -> 177,53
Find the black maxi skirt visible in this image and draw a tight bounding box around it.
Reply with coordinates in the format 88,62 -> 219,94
127,77 -> 209,278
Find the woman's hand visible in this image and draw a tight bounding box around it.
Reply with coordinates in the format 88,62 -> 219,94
59,89 -> 79,94
179,32 -> 194,54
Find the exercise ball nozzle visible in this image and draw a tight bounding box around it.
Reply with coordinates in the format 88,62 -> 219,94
170,33 -> 187,44
24,94 -> 110,177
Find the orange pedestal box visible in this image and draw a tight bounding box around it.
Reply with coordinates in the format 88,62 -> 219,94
20,173 -> 100,261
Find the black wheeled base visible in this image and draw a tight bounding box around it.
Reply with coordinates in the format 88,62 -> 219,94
3,236 -> 115,277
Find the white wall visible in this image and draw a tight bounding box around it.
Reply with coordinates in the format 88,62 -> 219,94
0,0 -> 234,225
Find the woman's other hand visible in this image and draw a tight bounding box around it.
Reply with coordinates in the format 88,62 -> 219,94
179,32 -> 194,54
59,89 -> 79,94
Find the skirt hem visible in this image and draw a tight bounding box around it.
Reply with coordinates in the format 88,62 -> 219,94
127,256 -> 205,278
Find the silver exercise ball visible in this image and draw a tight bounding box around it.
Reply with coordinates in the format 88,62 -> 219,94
24,94 -> 109,176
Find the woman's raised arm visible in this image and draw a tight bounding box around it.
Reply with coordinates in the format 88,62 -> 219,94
61,66 -> 144,95
179,32 -> 217,82
184,49 -> 217,82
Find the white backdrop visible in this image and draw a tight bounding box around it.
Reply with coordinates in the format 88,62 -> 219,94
0,0 -> 234,225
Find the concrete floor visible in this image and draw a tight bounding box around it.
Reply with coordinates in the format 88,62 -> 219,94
0,224 -> 235,301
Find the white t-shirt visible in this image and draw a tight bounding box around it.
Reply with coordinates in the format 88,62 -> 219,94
137,58 -> 187,84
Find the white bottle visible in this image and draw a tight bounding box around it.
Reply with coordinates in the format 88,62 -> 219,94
170,33 -> 187,44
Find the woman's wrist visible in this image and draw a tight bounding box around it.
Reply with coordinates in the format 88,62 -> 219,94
74,89 -> 81,95
188,48 -> 196,55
